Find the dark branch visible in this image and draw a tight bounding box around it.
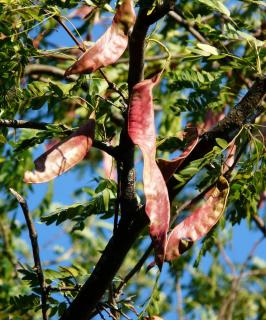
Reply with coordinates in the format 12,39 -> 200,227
168,75 -> 266,201
252,214 -> 266,237
128,0 -> 175,92
9,189 -> 48,320
60,209 -> 148,320
98,69 -> 128,103
115,243 -> 154,295
0,119 -> 53,130
0,119 -> 118,158
53,15 -> 86,52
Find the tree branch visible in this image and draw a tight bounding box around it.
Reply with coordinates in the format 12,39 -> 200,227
9,188 -> 47,320
218,236 -> 265,319
25,64 -> 78,81
0,119 -> 118,158
128,0 -> 175,92
168,75 -> 266,201
42,52 -> 185,64
168,10 -> 209,44
115,243 -> 154,296
98,69 -> 127,103
0,119 -> 53,130
53,15 -> 86,52
252,214 -> 266,237
60,209 -> 148,320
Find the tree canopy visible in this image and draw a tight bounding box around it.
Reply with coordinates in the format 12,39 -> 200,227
0,0 -> 266,319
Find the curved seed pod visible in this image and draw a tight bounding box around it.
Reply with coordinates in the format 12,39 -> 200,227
128,74 -> 170,267
24,119 -> 95,184
102,150 -> 117,181
165,176 -> 229,261
200,109 -> 225,133
68,6 -> 94,19
222,141 -> 236,174
65,0 -> 135,76
157,128 -> 199,182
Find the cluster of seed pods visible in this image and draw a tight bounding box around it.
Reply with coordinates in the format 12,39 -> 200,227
24,0 -> 230,266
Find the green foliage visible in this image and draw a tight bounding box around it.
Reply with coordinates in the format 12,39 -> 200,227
42,178 -> 117,229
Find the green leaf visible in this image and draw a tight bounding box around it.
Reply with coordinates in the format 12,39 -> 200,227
0,134 -> 7,144
102,189 -> 110,212
197,43 -> 219,56
8,294 -> 40,313
215,138 -> 228,149
198,0 -> 230,17
188,47 -> 211,56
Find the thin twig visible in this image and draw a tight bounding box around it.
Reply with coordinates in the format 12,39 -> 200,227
216,240 -> 236,274
25,63 -> 78,81
98,69 -> 127,103
0,119 -> 55,130
101,302 -> 130,320
9,188 -> 48,320
176,280 -> 184,320
53,15 -> 86,52
100,304 -> 116,320
42,52 -> 185,64
252,214 -> 266,237
108,284 -> 120,320
64,293 -> 72,306
48,285 -> 81,292
115,243 -> 154,295
96,306 -> 106,320
218,236 -> 265,319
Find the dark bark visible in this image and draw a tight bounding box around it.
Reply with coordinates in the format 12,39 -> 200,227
60,209 -> 148,320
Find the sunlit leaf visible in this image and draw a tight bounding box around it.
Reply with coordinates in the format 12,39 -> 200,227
197,43 -> 219,56
198,0 -> 230,17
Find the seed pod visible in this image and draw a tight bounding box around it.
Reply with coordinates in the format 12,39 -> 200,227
128,74 -> 170,267
65,0 -> 135,76
24,118 -> 95,183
